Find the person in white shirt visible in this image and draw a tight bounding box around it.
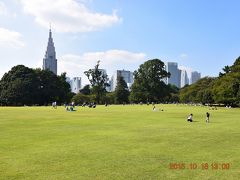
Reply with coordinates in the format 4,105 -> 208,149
187,114 -> 193,122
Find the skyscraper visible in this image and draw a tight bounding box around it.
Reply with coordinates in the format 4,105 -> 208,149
66,77 -> 82,94
180,69 -> 189,88
191,71 -> 201,84
110,70 -> 134,91
43,28 -> 57,75
166,62 -> 181,88
71,77 -> 81,94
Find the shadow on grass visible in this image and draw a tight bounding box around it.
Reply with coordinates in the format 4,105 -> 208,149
187,121 -> 220,123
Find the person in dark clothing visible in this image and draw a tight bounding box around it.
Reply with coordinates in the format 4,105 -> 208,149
206,112 -> 210,123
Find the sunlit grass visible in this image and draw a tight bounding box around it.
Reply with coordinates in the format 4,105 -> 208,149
0,105 -> 239,179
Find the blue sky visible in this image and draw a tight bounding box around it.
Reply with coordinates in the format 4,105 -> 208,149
0,0 -> 240,84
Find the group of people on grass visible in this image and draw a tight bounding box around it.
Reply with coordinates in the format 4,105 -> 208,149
65,102 -> 75,111
52,101 -> 99,112
53,102 -> 212,122
187,112 -> 210,123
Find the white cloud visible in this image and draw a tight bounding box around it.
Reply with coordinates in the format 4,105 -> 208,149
179,53 -> 188,59
58,49 -> 146,84
19,0 -> 122,33
0,27 -> 25,48
0,2 -> 17,17
0,2 -> 8,16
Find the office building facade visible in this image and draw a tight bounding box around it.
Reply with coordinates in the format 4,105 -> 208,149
166,62 -> 181,88
110,70 -> 134,91
66,77 -> 81,94
191,71 -> 201,84
180,69 -> 189,88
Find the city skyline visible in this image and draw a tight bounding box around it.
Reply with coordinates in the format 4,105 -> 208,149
1,0 -> 240,85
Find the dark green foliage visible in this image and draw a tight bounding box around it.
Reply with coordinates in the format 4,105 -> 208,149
0,65 -> 71,106
212,72 -> 240,106
219,65 -> 231,77
84,61 -> 109,104
210,57 -> 240,106
0,65 -> 39,106
165,84 -> 180,102
71,93 -> 90,105
105,92 -> 115,104
180,56 -> 240,106
80,85 -> 91,95
56,72 -> 73,104
32,70 -> 72,105
114,76 -> 130,104
179,77 -> 215,104
130,59 -> 170,103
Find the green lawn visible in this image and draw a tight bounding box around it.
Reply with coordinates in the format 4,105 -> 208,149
0,105 -> 239,180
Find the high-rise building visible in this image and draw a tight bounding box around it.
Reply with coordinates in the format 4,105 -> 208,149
71,77 -> 81,94
66,77 -> 71,84
191,71 -> 201,84
66,77 -> 81,94
110,70 -> 134,91
180,69 -> 189,88
166,62 -> 181,88
43,28 -> 57,75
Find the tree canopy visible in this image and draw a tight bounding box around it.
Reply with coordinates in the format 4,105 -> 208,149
0,65 -> 72,106
79,85 -> 91,95
114,76 -> 130,104
1,56 -> 240,106
0,65 -> 39,106
179,77 -> 215,104
130,59 -> 171,103
179,56 -> 240,106
84,61 -> 109,104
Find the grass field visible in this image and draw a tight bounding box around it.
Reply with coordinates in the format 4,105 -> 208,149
0,105 -> 239,180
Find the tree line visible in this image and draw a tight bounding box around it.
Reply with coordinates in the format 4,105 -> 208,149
73,59 -> 179,105
0,58 -> 239,106
179,57 -> 240,107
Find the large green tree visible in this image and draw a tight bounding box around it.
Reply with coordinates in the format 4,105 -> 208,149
179,56 -> 240,106
114,76 -> 130,104
0,65 -> 71,106
35,69 -> 59,105
84,61 -> 109,104
34,69 -> 71,105
212,57 -> 240,106
0,65 -> 39,106
130,59 -> 170,103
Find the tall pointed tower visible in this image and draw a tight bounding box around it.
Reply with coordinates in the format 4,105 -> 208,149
43,28 -> 57,75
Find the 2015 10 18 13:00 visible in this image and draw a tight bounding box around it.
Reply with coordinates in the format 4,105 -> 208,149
169,163 -> 230,170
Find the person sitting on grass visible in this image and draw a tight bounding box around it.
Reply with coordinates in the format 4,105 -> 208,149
187,114 -> 193,122
153,105 -> 156,111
